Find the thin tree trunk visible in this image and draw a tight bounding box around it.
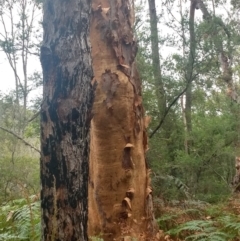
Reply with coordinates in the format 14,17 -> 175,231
40,0 -> 93,240
181,96 -> 188,153
232,157 -> 240,192
21,0 -> 27,120
148,0 -> 166,119
184,0 -> 197,153
88,1 -> 158,240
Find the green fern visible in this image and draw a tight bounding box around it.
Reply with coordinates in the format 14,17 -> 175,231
157,213 -> 178,231
186,231 -> 231,241
168,220 -> 214,235
156,207 -> 204,232
218,215 -> 240,238
167,216 -> 240,241
0,196 -> 40,241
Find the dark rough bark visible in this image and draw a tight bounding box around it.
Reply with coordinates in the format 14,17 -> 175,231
148,0 -> 166,119
40,1 -> 93,240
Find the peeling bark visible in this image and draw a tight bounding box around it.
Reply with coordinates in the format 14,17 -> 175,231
40,1 -> 93,240
88,1 -> 158,240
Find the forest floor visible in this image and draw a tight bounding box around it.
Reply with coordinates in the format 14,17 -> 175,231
154,194 -> 240,240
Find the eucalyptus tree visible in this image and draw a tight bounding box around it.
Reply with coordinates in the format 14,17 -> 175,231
40,0 -> 93,240
41,0 -> 158,240
88,0 -> 158,240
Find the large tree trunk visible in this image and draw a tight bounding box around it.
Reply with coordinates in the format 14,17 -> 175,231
40,0 -> 93,240
88,1 -> 158,240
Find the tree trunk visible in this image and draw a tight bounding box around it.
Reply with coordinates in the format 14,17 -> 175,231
40,1 -> 93,240
88,1 -> 158,240
148,0 -> 166,119
232,157 -> 240,192
184,0 -> 197,154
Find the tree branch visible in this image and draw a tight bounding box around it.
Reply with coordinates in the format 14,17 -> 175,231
27,110 -> 40,123
149,74 -> 198,139
0,126 -> 40,153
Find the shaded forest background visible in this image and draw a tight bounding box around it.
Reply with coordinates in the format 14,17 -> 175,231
1,0 -> 240,240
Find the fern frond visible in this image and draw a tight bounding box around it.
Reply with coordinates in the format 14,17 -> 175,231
0,198 -> 40,241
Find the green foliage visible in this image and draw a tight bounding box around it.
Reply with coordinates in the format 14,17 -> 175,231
157,213 -> 179,231
0,94 -> 40,203
218,215 -> 240,237
167,217 -> 240,241
156,203 -> 240,241
0,196 -> 40,241
156,207 -> 204,231
152,174 -> 191,200
135,0 -> 240,203
0,155 -> 40,202
168,220 -> 229,240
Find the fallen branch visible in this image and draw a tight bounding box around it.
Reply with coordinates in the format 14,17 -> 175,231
0,126 -> 40,153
